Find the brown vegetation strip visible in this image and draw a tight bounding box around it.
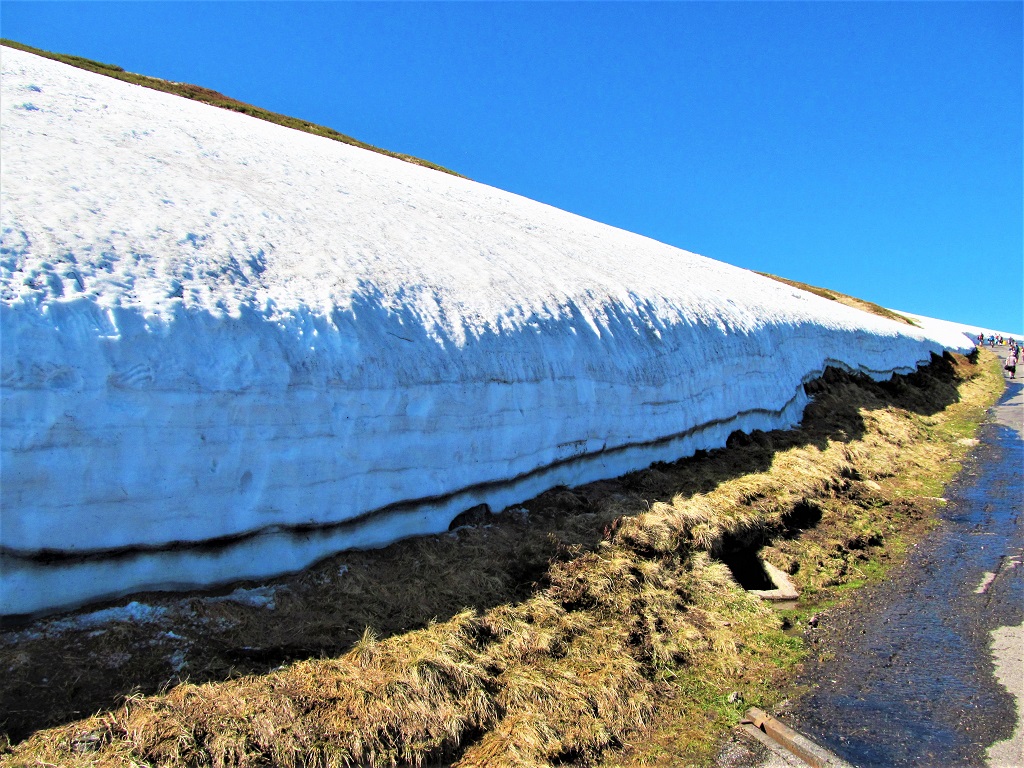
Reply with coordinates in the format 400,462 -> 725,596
756,273 -> 917,327
1,350 -> 1003,767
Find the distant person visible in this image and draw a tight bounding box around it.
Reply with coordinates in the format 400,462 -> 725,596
978,333 -> 985,347
989,335 -> 996,347
1005,349 -> 1017,380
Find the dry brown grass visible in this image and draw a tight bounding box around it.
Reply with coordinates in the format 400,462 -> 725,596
756,272 -> 917,326
2,351 -> 1003,768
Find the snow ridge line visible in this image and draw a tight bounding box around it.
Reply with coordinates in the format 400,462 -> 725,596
2,386 -> 816,564
1,351 -> 935,566
0,352 -> 937,619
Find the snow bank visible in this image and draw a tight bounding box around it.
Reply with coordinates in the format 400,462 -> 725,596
892,311 -> 1021,347
0,47 -> 973,616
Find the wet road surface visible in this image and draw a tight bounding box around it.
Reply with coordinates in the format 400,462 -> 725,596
781,351 -> 1023,767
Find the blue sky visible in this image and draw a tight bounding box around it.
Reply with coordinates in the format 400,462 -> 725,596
2,2 -> 1021,332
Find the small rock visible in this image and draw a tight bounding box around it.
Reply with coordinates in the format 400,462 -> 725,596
70,731 -> 103,753
727,691 -> 743,704
808,614 -> 820,628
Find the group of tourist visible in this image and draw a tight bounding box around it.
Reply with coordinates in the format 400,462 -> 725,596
976,333 -> 1018,380
978,333 -> 1016,348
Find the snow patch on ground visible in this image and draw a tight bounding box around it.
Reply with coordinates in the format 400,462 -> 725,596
207,586 -> 282,610
1,601 -> 169,644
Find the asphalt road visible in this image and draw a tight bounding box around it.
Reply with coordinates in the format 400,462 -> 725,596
722,347 -> 1023,767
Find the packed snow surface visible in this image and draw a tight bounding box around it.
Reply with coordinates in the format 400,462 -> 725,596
892,311 -> 1021,346
0,47 -> 975,616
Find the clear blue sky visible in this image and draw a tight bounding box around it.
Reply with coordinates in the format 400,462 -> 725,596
3,2 -> 1021,333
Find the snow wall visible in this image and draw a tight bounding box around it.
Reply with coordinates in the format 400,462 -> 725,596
0,47 -> 975,616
